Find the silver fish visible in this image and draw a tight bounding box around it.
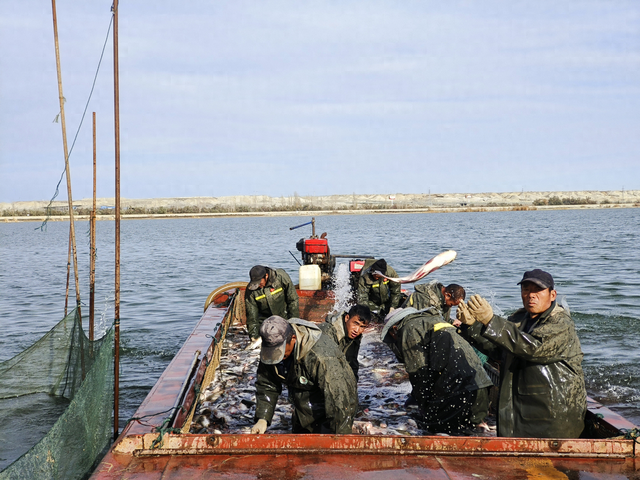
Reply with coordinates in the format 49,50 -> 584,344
374,250 -> 457,284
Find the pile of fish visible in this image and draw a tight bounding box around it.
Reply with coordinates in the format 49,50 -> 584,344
190,323 -> 496,436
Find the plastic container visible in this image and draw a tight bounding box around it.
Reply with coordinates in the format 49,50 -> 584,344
299,264 -> 322,291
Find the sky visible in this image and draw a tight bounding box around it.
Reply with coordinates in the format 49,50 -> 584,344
1,1 -> 639,203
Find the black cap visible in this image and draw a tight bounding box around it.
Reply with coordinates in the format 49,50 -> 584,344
370,259 -> 387,274
247,265 -> 267,291
517,269 -> 554,290
259,316 -> 291,364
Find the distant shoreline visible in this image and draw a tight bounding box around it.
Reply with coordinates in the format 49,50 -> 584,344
2,201 -> 637,223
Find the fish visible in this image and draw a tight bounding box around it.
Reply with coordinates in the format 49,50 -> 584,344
374,250 -> 457,284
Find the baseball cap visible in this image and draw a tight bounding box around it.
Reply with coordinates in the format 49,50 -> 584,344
247,265 -> 267,291
259,316 -> 291,364
517,269 -> 554,290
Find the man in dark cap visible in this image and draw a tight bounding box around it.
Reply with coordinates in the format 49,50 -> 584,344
251,316 -> 358,435
245,265 -> 299,342
457,269 -> 587,438
381,307 -> 493,435
356,258 -> 402,321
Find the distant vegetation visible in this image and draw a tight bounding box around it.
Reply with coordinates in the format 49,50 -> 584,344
533,196 -> 598,206
2,195 -> 637,217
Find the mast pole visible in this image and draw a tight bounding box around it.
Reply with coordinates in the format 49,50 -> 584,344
51,0 -> 82,319
90,112 -> 97,341
113,0 -> 121,440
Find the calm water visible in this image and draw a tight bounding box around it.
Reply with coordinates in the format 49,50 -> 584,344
1,208 -> 639,430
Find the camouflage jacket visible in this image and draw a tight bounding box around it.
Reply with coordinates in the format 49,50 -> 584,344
403,281 -> 452,322
463,301 -> 586,438
382,310 -> 492,406
245,267 -> 299,339
320,312 -> 362,380
254,319 -> 358,434
356,260 -> 402,314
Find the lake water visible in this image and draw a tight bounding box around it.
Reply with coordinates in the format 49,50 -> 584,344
1,208 -> 639,432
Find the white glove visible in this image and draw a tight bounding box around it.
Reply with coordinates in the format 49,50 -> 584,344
245,337 -> 262,351
456,301 -> 476,326
250,418 -> 267,434
467,295 -> 493,325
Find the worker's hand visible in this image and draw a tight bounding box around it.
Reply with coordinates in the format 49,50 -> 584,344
250,418 -> 267,434
245,337 -> 262,351
467,295 -> 493,325
456,301 -> 476,326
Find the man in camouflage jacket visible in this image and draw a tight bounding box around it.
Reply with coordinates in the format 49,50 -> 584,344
245,265 -> 299,340
321,304 -> 372,381
403,280 -> 466,323
381,307 -> 493,434
252,317 -> 358,434
357,258 -> 402,319
458,269 -> 586,438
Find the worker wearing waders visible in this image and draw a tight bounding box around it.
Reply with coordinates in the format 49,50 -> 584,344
357,258 -> 402,321
321,304 -> 372,381
245,265 -> 299,341
251,316 -> 358,435
381,307 -> 493,435
457,269 -> 587,438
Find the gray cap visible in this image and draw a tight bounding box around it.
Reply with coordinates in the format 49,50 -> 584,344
259,316 -> 291,364
380,307 -> 418,341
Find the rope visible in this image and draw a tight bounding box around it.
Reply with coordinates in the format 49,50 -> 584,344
36,13 -> 114,232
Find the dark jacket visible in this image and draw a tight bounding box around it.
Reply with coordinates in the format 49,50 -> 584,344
463,301 -> 586,438
357,260 -> 402,315
245,267 -> 299,340
403,281 -> 452,322
382,309 -> 492,406
254,319 -> 358,434
321,312 -> 362,380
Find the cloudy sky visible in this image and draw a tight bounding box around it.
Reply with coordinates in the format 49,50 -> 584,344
1,1 -> 638,202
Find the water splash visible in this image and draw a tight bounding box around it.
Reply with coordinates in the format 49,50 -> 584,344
330,263 -> 354,314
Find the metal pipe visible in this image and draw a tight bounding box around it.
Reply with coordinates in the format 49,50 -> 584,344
51,0 -> 82,320
113,0 -> 121,440
289,221 -> 313,231
90,112 -> 96,341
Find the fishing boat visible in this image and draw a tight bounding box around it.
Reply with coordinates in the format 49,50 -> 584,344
90,227 -> 639,479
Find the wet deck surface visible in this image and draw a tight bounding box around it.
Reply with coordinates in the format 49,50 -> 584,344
190,322 -> 496,436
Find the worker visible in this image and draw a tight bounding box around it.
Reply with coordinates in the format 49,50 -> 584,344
245,265 -> 299,341
251,316 -> 358,434
457,269 -> 587,438
357,258 -> 402,321
321,304 -> 372,381
403,280 -> 466,324
381,307 -> 493,435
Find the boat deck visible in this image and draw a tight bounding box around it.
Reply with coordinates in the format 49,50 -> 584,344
90,286 -> 639,479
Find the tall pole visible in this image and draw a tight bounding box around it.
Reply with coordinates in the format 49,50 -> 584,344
90,112 -> 97,341
51,0 -> 82,319
113,0 -> 121,440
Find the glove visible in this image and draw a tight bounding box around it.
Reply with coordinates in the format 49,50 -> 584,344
245,337 -> 262,351
467,295 -> 493,325
250,418 -> 267,434
456,301 -> 476,326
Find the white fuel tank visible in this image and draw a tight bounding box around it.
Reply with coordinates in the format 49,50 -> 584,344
299,264 -> 322,291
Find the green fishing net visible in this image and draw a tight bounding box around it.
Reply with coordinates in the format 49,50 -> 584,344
0,308 -> 114,479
